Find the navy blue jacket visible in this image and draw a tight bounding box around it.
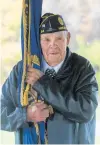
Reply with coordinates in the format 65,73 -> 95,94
1,50 -> 98,144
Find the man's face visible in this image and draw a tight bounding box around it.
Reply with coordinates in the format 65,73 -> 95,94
40,31 -> 70,66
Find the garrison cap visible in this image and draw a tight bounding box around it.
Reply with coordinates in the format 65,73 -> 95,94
40,13 -> 68,34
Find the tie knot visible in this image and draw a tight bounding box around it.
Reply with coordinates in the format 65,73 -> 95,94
45,68 -> 56,78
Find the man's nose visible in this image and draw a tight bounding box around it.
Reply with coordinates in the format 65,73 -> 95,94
49,40 -> 57,47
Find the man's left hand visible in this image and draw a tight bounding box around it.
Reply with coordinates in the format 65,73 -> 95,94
26,66 -> 44,85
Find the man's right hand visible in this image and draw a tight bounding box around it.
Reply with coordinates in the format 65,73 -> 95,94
27,101 -> 49,122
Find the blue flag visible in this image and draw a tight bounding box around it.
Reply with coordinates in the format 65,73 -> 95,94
17,0 -> 47,144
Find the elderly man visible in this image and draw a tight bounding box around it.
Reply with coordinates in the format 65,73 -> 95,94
1,13 -> 98,144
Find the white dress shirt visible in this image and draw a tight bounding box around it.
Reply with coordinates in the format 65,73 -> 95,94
42,56 -> 65,73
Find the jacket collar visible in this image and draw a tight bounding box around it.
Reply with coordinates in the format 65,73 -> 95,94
57,47 -> 72,75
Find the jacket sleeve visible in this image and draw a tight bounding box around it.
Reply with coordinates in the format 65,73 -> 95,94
33,61 -> 98,123
0,62 -> 28,132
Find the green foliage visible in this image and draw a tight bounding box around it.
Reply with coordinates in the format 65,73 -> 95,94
1,53 -> 21,84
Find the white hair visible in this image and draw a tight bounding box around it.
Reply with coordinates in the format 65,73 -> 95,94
54,31 -> 68,38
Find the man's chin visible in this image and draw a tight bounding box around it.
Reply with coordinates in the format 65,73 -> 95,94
49,56 -> 59,61
47,58 -> 61,66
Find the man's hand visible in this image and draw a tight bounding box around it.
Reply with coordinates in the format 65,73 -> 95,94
27,101 -> 49,122
26,65 -> 44,85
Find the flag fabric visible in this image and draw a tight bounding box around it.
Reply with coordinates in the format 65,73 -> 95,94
17,0 -> 47,144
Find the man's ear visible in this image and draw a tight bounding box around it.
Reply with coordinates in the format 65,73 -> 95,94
67,32 -> 71,45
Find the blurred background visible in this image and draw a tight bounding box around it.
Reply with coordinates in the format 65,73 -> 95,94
0,0 -> 100,144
